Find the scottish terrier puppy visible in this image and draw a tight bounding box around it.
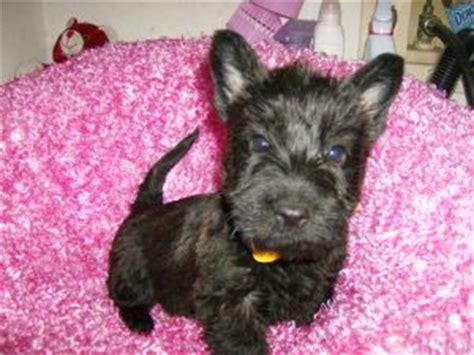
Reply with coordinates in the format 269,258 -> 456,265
107,30 -> 403,354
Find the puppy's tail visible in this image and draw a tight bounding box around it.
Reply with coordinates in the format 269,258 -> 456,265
131,129 -> 199,213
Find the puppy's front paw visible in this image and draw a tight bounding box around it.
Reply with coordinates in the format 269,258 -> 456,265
119,306 -> 154,334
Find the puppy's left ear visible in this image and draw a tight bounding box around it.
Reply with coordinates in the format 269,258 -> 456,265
210,30 -> 267,121
349,54 -> 404,142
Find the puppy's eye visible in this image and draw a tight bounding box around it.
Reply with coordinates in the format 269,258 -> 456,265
251,135 -> 270,153
326,145 -> 347,164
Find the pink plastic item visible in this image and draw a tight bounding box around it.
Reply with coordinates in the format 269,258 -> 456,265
252,0 -> 304,18
227,0 -> 304,44
227,1 -> 282,44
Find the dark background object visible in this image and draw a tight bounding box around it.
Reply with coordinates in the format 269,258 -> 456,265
424,18 -> 474,107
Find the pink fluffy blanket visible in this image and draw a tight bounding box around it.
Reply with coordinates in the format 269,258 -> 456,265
1,37 -> 472,354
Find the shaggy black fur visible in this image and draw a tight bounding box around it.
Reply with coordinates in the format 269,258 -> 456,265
107,30 -> 404,354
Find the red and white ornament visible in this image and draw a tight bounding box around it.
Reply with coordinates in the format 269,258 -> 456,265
53,17 -> 109,63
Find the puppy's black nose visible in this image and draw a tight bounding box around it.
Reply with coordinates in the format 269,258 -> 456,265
276,205 -> 309,228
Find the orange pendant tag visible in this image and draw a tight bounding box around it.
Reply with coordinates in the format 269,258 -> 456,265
252,250 -> 280,263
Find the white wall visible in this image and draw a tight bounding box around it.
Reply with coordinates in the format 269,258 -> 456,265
41,1 -> 239,47
1,0 -> 48,83
1,1 -> 362,84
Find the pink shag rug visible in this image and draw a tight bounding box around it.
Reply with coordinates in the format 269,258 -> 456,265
1,37 -> 473,354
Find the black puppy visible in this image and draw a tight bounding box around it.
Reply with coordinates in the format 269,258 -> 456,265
107,30 -> 403,354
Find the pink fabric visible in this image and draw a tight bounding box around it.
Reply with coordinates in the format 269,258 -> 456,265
1,37 -> 472,354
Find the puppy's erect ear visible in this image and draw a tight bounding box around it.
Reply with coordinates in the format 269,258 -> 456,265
349,54 -> 404,142
210,30 -> 267,121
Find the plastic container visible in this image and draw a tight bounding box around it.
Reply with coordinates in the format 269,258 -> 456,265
227,1 -> 282,44
313,0 -> 345,56
251,0 -> 304,18
227,0 -> 304,44
363,0 -> 396,60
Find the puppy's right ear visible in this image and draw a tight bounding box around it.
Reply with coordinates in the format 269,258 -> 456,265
348,54 -> 404,142
210,30 -> 267,121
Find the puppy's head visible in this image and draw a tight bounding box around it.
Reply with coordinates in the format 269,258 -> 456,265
210,30 -> 403,261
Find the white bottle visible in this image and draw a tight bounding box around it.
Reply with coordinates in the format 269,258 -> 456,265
364,0 -> 396,60
313,0 -> 345,57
